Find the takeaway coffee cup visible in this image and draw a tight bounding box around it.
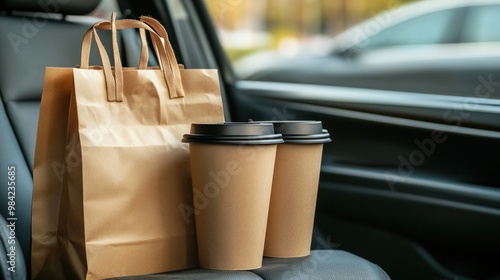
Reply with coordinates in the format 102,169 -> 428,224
263,121 -> 331,257
182,123 -> 283,270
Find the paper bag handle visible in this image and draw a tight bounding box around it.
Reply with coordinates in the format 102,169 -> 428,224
81,21 -> 158,67
139,17 -> 173,68
80,14 -> 184,101
138,16 -> 185,99
81,15 -> 176,101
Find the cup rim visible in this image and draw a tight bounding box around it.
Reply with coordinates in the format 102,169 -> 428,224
182,122 -> 284,145
257,121 -> 331,144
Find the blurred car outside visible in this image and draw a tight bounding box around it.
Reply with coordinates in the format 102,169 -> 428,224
235,0 -> 500,99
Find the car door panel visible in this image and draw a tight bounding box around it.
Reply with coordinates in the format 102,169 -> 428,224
229,80 -> 500,279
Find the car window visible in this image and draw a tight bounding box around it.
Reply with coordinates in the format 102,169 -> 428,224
204,0 -> 417,75
461,5 -> 500,43
90,0 -> 120,19
360,9 -> 456,49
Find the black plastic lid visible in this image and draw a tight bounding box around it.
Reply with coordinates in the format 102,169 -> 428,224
261,121 -> 331,144
182,123 -> 284,145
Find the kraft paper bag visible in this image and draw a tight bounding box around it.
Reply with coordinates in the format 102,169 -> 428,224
31,14 -> 224,279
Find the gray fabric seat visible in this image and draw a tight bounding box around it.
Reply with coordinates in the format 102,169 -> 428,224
112,250 -> 389,280
254,251 -> 390,280
0,0 -> 389,279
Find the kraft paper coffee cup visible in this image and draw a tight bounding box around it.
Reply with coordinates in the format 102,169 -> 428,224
262,121 -> 331,258
182,123 -> 283,270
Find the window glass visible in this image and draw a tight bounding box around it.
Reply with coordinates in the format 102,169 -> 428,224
90,0 -> 120,18
462,5 -> 500,43
362,9 -> 455,49
204,0 -> 416,66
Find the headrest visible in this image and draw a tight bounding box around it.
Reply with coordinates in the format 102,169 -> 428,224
0,0 -> 101,15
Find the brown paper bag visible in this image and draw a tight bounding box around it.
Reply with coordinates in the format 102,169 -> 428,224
31,14 -> 224,279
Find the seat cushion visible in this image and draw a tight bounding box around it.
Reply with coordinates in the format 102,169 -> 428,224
253,250 -> 390,280
111,250 -> 390,279
110,268 -> 262,280
0,214 -> 27,280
